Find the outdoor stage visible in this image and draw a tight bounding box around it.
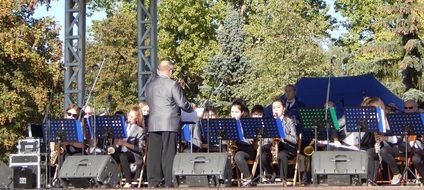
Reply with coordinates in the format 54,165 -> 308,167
90,186 -> 423,190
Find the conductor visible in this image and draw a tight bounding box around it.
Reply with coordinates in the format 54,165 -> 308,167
145,60 -> 195,188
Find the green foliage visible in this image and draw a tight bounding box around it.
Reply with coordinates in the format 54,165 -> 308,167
157,0 -> 225,101
86,2 -> 138,113
0,0 -> 62,161
334,0 -> 424,98
402,88 -> 424,101
85,1 -> 226,112
203,5 -> 250,114
237,0 -> 330,106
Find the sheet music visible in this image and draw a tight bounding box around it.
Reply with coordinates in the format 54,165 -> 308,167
343,132 -> 365,146
181,108 -> 204,124
317,140 -> 359,151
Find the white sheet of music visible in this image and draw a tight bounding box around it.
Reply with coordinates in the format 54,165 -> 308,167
317,140 -> 359,151
342,132 -> 365,146
181,108 -> 204,125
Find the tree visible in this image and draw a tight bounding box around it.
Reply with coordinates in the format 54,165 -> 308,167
86,2 -> 138,113
0,0 -> 62,160
334,0 -> 424,100
203,4 -> 250,114
237,0 -> 330,106
85,1 -> 227,112
157,0 -> 225,101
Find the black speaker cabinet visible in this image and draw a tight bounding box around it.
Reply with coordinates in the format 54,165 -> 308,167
0,161 -> 13,189
173,153 -> 228,187
58,155 -> 119,188
13,167 -> 33,189
312,151 -> 368,186
9,154 -> 42,188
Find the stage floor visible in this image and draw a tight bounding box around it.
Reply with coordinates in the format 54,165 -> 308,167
87,186 -> 423,190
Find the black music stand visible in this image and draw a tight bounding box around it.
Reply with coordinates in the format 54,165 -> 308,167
387,112 -> 424,184
240,118 -> 283,183
344,107 -> 385,150
87,115 -> 127,153
241,118 -> 284,139
44,119 -> 83,187
298,107 -> 339,151
200,118 -> 241,152
44,119 -> 84,143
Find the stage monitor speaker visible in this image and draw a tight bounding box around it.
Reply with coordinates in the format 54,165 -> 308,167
58,155 -> 119,188
173,153 -> 228,187
0,161 -> 13,189
13,167 -> 33,189
312,151 -> 368,186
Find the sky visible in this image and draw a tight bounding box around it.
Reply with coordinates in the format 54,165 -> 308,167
33,0 -> 347,43
33,1 -> 106,41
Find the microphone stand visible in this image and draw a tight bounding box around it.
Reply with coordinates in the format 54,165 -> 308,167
103,52 -> 124,115
324,57 -> 335,151
79,58 -> 106,155
202,81 -> 223,153
42,88 -> 53,188
42,73 -> 61,188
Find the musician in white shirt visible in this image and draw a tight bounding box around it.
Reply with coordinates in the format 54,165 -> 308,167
405,99 -> 424,183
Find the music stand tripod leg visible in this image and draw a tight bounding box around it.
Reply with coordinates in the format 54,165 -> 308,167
401,132 -> 416,185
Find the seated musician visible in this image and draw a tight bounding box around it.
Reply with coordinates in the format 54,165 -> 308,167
335,97 -> 395,185
138,101 -> 150,130
373,98 -> 408,185
251,105 -> 264,118
405,100 -> 424,184
262,99 -> 297,186
230,99 -> 256,187
49,104 -> 85,161
110,106 -> 146,188
413,135 -> 424,184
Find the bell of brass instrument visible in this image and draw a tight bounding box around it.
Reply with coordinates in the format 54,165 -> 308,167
107,146 -> 116,155
50,143 -> 64,166
303,140 -> 315,157
304,139 -> 315,173
271,138 -> 280,165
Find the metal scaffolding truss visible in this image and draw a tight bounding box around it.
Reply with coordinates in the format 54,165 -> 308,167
64,0 -> 86,109
137,0 -> 158,102
63,0 -> 157,109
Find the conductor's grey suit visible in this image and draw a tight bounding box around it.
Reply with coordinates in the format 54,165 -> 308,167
145,75 -> 193,187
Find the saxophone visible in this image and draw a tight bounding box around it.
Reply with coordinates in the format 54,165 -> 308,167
227,140 -> 238,168
50,143 -> 64,166
271,138 -> 280,165
374,133 -> 382,163
271,114 -> 281,165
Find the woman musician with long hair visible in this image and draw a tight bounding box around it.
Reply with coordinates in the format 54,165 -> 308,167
260,98 -> 297,186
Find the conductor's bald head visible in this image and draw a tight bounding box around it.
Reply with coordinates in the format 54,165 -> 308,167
157,60 -> 174,77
